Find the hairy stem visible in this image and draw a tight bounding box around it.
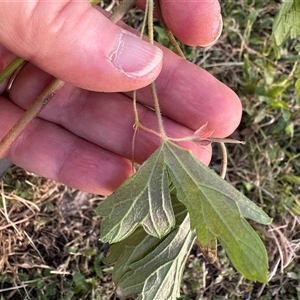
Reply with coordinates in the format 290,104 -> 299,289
150,82 -> 166,137
163,25 -> 185,58
132,0 -> 148,128
153,0 -> 235,178
147,0 -> 166,137
154,0 -> 185,58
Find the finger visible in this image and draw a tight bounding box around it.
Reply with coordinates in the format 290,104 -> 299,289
6,63 -> 212,166
128,47 -> 242,138
1,67 -> 212,194
0,97 -> 134,195
0,46 -> 16,73
7,44 -> 241,141
0,1 -> 163,92
137,0 -> 222,46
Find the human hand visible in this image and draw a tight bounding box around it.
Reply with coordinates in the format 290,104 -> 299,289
0,1 -> 241,195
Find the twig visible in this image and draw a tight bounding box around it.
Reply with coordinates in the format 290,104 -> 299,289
0,79 -> 65,158
219,142 -> 227,179
147,0 -> 166,137
154,0 -> 185,58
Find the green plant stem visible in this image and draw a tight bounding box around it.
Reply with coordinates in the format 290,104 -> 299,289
163,25 -> 185,58
132,88 -> 165,160
131,3 -> 157,157
150,82 -> 166,137
154,0 -> 185,58
0,1 -> 135,159
147,0 -> 166,138
147,0 -> 154,44
131,0 -> 166,138
140,0 -> 149,37
0,57 -> 25,84
132,0 -> 148,129
152,0 -> 235,179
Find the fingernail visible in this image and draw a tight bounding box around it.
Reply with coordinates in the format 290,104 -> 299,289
109,30 -> 163,77
202,15 -> 223,47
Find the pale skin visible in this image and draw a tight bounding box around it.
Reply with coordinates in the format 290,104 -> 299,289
0,0 -> 242,195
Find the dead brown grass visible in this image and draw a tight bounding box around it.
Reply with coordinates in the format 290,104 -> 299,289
0,167 -> 113,299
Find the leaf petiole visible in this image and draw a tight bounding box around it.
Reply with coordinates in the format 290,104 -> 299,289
0,57 -> 25,84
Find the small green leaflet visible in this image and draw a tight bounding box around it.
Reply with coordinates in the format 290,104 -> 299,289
273,0 -> 300,45
96,140 -> 272,295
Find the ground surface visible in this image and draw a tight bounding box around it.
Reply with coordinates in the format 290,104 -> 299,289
0,1 -> 299,299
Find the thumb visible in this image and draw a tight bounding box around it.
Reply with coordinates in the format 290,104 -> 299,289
0,1 -> 163,92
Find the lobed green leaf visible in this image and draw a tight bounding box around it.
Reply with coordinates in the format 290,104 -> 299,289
107,215 -> 195,299
163,141 -> 272,225
273,0 -> 300,45
96,144 -> 175,243
97,140 -> 272,287
163,141 -> 271,282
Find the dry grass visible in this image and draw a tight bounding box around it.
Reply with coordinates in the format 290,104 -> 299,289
0,169 -> 111,299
